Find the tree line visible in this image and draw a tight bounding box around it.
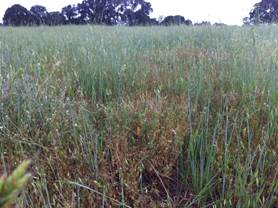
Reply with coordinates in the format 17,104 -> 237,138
2,0 -> 278,27
5,0 -> 276,26
2,0 -> 196,26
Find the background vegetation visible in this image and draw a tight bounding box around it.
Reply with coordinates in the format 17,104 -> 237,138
0,25 -> 278,207
3,0 -> 278,27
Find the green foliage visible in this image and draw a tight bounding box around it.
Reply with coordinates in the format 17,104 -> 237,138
246,0 -> 278,25
0,160 -> 31,207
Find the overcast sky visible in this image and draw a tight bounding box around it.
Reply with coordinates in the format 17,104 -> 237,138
0,0 -> 260,25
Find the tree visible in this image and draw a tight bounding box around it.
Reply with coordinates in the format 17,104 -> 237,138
246,0 -> 278,24
73,0 -> 153,25
3,0 -> 154,26
30,5 -> 49,25
243,17 -> 251,25
194,21 -> 211,26
76,0 -> 118,25
185,19 -> 193,26
62,5 -> 80,24
213,22 -> 226,26
46,12 -> 65,26
149,18 -> 159,25
3,4 -> 39,26
161,15 -> 191,26
123,1 -> 155,25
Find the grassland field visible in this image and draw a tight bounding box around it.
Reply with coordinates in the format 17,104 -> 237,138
0,25 -> 278,207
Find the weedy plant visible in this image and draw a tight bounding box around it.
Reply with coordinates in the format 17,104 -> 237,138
0,160 -> 31,207
0,25 -> 278,207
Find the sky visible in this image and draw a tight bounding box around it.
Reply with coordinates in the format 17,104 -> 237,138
0,0 -> 260,25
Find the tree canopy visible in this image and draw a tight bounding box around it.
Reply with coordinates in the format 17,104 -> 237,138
3,4 -> 66,26
3,0 -> 156,26
2,0 -> 195,27
30,5 -> 49,25
245,0 -> 278,24
160,15 -> 192,26
3,4 -> 39,26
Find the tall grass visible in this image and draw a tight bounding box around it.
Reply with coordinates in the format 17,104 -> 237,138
0,25 -> 277,207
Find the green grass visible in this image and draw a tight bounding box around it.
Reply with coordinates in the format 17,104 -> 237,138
0,25 -> 278,207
